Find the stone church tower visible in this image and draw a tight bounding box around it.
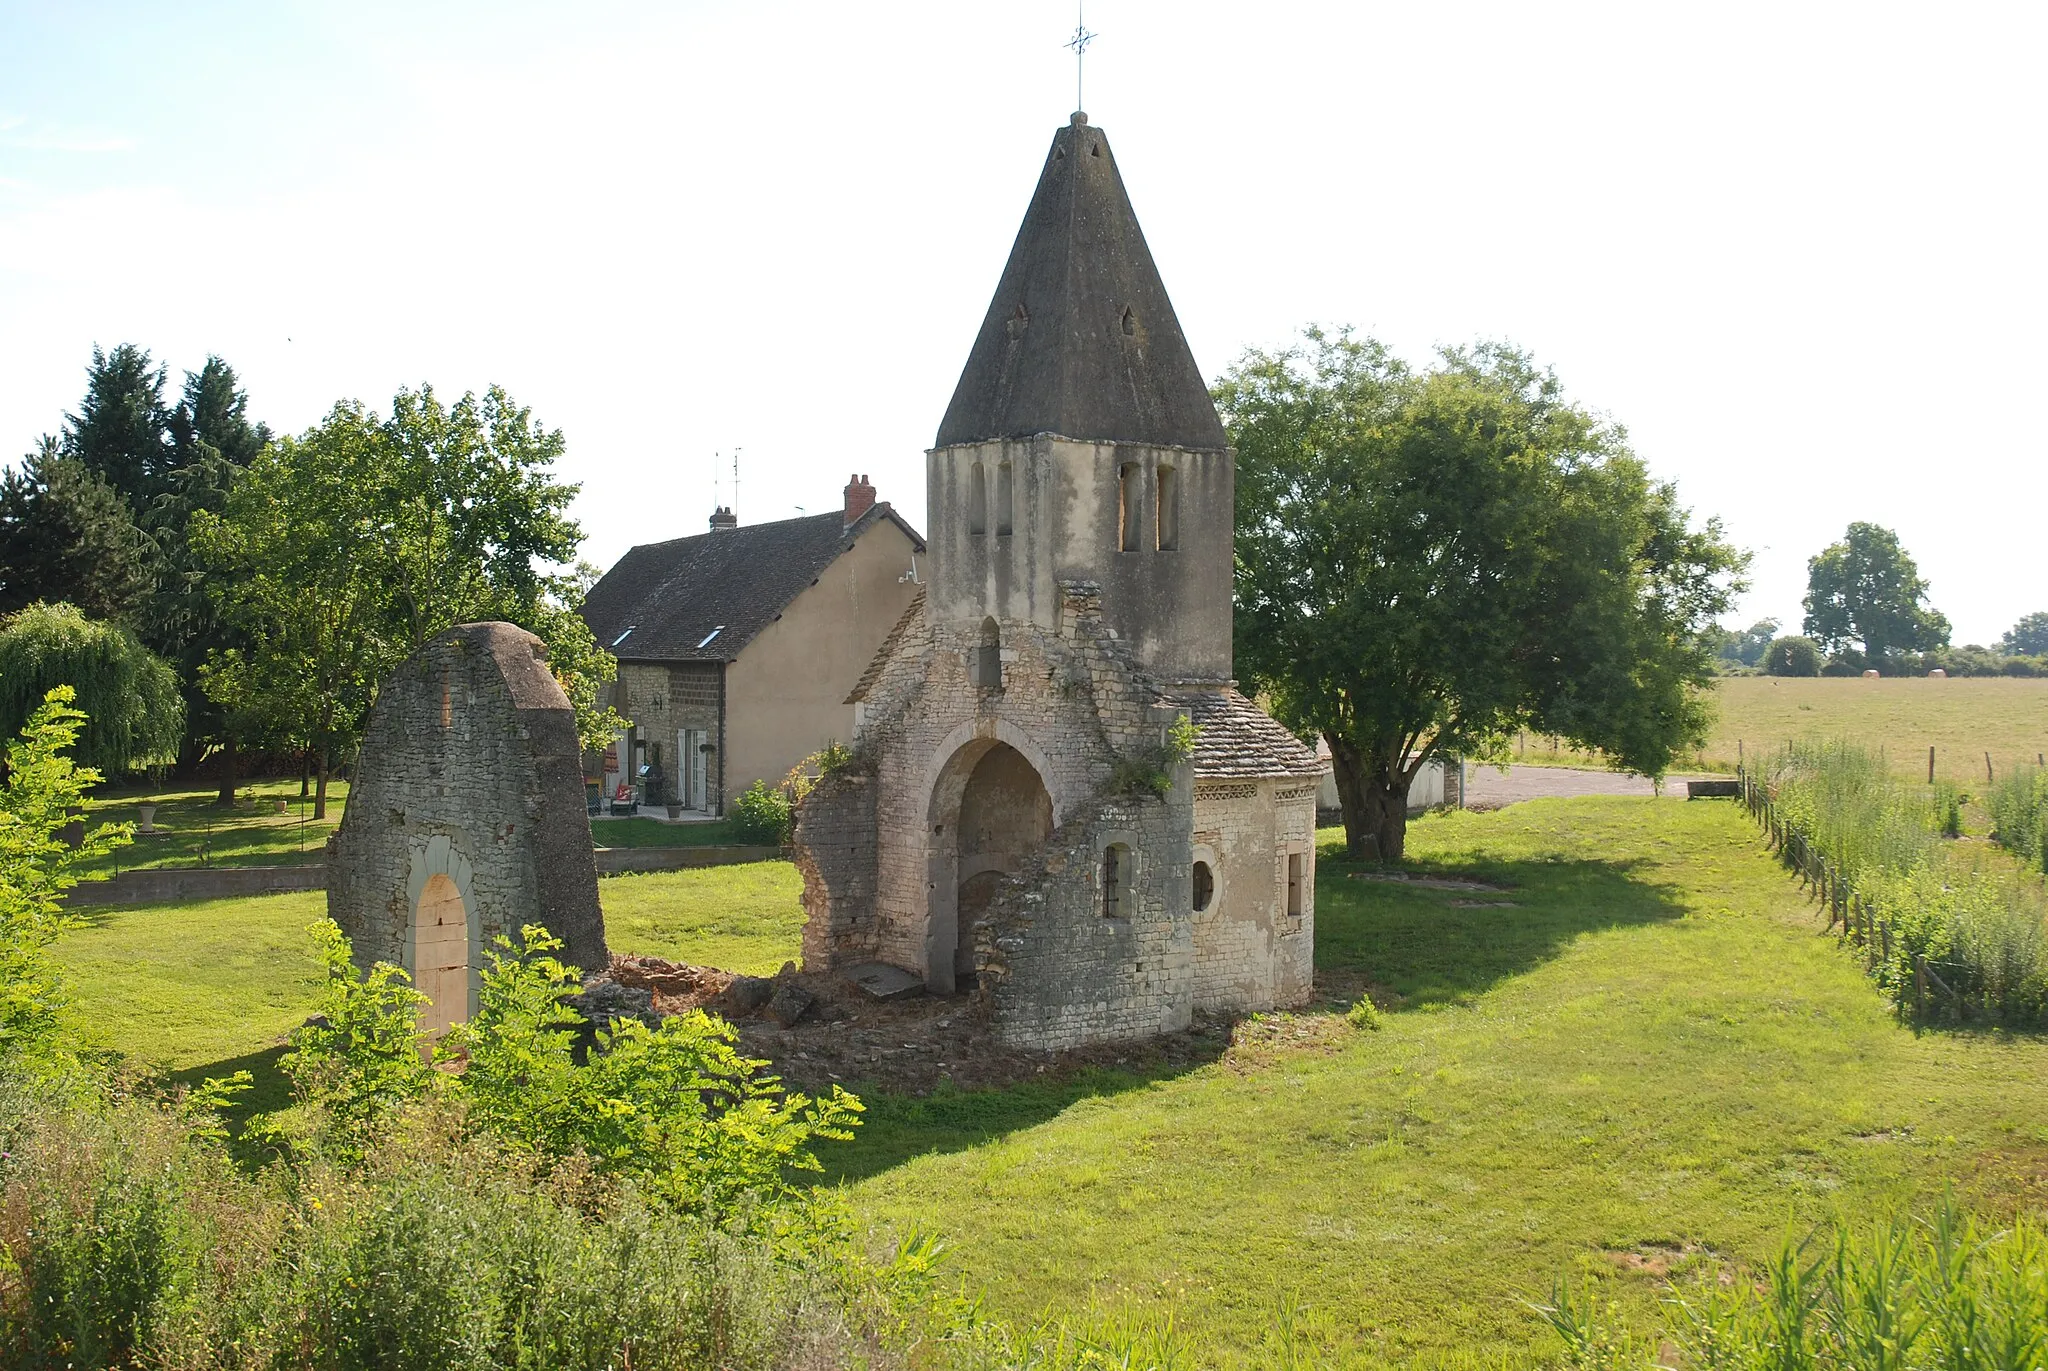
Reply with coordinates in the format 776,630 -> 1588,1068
793,114 -> 1323,1050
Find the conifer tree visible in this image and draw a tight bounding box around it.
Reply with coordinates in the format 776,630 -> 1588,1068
61,343 -> 174,506
0,437 -> 155,622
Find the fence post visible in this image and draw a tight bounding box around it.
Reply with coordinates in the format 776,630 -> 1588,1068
1914,954 -> 1926,1018
1987,753 -> 1995,785
1929,746 -> 1935,785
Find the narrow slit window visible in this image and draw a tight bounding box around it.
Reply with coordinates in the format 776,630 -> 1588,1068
977,617 -> 1001,691
1286,852 -> 1304,917
1156,464 -> 1179,551
1192,860 -> 1214,912
1102,844 -> 1131,919
968,461 -> 987,535
1118,463 -> 1141,552
996,461 -> 1014,535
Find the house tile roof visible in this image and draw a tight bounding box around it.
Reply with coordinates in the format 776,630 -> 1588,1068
580,505 -> 924,663
1164,687 -> 1327,780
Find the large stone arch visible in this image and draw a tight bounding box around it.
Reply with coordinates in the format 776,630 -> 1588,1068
919,715 -> 1074,827
924,735 -> 1054,994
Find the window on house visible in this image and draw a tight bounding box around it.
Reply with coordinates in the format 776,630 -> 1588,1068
1192,860 -> 1214,912
1118,463 -> 1141,552
996,460 -> 1014,535
1156,464 -> 1179,551
977,617 -> 1001,691
1102,843 -> 1131,919
1286,852 -> 1304,917
969,462 -> 988,535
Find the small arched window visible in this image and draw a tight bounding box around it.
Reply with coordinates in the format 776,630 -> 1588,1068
1192,860 -> 1215,912
1102,843 -> 1131,919
1118,463 -> 1141,552
977,617 -> 1001,691
1156,464 -> 1179,551
969,462 -> 988,535
996,460 -> 1014,536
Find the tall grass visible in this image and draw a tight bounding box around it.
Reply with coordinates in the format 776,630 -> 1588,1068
1990,762 -> 2048,874
1750,741 -> 2048,1026
1543,1197 -> 2048,1369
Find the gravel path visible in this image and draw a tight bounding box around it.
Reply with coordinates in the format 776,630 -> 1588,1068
1461,764 -> 1698,808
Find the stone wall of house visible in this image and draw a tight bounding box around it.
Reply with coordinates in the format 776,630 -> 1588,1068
1190,779 -> 1318,1014
615,660 -> 723,809
329,624 -> 609,1015
792,768 -> 880,969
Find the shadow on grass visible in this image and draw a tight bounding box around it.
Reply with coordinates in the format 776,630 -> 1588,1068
1314,850 -> 1689,1009
166,1045 -> 295,1151
825,849 -> 1690,1184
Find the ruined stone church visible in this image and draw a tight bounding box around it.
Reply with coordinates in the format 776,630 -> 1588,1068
793,113 -> 1324,1051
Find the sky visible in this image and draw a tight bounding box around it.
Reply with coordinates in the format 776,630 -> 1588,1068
2,1 -> 2042,646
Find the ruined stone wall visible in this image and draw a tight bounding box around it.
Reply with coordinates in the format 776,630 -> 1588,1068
792,769 -> 879,969
616,661 -> 723,809
1190,780 -> 1317,1014
330,624 -> 609,1011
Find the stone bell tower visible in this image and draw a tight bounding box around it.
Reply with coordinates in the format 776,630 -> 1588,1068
927,112 -> 1234,685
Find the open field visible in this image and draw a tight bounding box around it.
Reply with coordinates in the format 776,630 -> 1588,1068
1515,675 -> 2048,785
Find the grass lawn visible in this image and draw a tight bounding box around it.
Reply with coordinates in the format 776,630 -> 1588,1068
586,816 -> 752,847
79,778 -> 350,875
1515,675 -> 2048,784
599,862 -> 806,974
837,798 -> 2048,1367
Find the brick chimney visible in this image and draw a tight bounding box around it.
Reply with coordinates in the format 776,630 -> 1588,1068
708,506 -> 737,531
843,473 -> 876,526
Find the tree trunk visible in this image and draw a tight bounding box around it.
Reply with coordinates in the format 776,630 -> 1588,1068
213,738 -> 238,808
1326,732 -> 1414,863
313,749 -> 330,821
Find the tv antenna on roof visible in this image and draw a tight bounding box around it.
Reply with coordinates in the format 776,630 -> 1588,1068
1065,1 -> 1096,114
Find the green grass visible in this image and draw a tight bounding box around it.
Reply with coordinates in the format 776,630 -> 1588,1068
836,799 -> 2048,1367
1516,675 -> 2048,784
79,778 -> 349,875
599,862 -> 806,974
587,816 -> 752,847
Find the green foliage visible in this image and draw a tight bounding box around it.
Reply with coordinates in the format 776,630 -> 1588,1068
193,384 -> 622,788
0,603 -> 184,774
280,919 -> 433,1156
1988,762 -> 2048,870
0,438 -> 155,623
1717,617 -> 1780,670
730,778 -> 794,845
1218,328 -> 1745,859
1756,740 -> 2048,1024
0,688 -> 131,1074
1548,1197 -> 2048,1368
1110,715 -> 1199,799
1804,521 -> 1951,666
448,924 -> 863,1216
60,342 -> 175,507
1343,995 -> 1381,1031
1765,633 -> 1823,677
2005,611 -> 2048,658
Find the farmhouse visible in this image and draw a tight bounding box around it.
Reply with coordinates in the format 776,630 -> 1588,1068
579,479 -> 925,815
794,113 -> 1325,1050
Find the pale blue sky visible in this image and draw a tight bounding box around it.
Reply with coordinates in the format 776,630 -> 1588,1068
3,1 -> 2042,645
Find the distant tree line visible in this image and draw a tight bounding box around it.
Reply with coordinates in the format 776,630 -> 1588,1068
1711,521 -> 2045,678
0,345 -> 622,810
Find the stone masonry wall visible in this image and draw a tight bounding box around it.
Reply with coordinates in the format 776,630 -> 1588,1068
616,660 -> 723,809
330,623 -> 608,1009
1190,780 -> 1317,1014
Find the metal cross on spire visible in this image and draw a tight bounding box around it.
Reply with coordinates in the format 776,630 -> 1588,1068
1065,1 -> 1097,114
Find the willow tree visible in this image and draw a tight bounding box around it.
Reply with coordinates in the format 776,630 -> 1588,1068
0,603 -> 184,776
1219,331 -> 1745,860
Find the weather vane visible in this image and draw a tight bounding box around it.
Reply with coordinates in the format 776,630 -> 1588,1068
1065,1 -> 1096,113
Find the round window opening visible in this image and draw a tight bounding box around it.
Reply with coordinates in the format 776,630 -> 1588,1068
1191,860 -> 1215,912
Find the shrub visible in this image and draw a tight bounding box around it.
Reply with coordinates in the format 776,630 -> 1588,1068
1345,997 -> 1382,1031
1989,762 -> 2048,871
729,778 -> 793,844
0,603 -> 183,774
1763,635 -> 1821,676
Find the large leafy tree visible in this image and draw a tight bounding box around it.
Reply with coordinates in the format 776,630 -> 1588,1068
2002,612 -> 2048,658
1220,330 -> 1745,860
195,385 -> 623,818
0,603 -> 184,776
1802,522 -> 1949,670
0,437 -> 156,621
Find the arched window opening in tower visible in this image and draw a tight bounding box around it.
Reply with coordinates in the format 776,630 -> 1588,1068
969,461 -> 988,535
1121,305 -> 1136,337
1286,852 -> 1304,917
1192,859 -> 1215,912
1156,464 -> 1179,551
978,617 -> 1001,691
1118,463 -> 1141,552
996,460 -> 1014,536
1102,843 -> 1132,918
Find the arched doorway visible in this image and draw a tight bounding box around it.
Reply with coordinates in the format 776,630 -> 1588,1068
927,740 -> 1052,992
413,872 -> 470,1035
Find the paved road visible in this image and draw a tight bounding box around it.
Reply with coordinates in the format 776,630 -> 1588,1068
1462,764 -> 1698,808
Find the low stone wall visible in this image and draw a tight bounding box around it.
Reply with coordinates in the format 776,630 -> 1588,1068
64,846 -> 786,907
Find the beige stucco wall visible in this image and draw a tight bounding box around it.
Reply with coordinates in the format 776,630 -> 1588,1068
721,517 -> 922,807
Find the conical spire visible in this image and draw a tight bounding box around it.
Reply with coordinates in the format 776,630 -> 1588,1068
935,114 -> 1228,452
